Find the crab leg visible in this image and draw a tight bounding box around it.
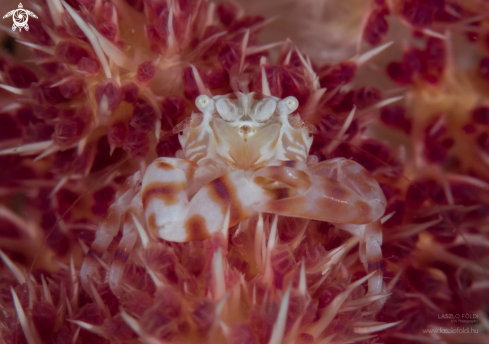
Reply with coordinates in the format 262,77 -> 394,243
308,158 -> 384,202
108,191 -> 142,295
142,158 -> 198,241
340,221 -> 384,295
254,158 -> 386,294
253,160 -> 386,224
309,158 -> 385,293
142,158 -> 282,242
80,173 -> 141,291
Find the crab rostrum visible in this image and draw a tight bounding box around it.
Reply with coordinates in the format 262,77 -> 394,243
81,92 -> 387,295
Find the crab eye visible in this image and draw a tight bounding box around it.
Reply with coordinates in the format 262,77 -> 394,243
278,96 -> 299,115
216,98 -> 243,121
196,95 -> 213,112
251,98 -> 276,122
284,97 -> 298,111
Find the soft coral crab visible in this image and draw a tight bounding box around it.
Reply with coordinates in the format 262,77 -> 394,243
81,91 -> 387,295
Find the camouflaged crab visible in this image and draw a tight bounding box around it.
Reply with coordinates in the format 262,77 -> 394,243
81,86 -> 387,296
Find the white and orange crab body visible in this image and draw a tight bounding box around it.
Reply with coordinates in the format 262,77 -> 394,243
142,92 -> 385,243
81,92 -> 387,296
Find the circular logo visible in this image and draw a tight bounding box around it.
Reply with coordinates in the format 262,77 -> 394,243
3,3 -> 38,32
13,9 -> 28,28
